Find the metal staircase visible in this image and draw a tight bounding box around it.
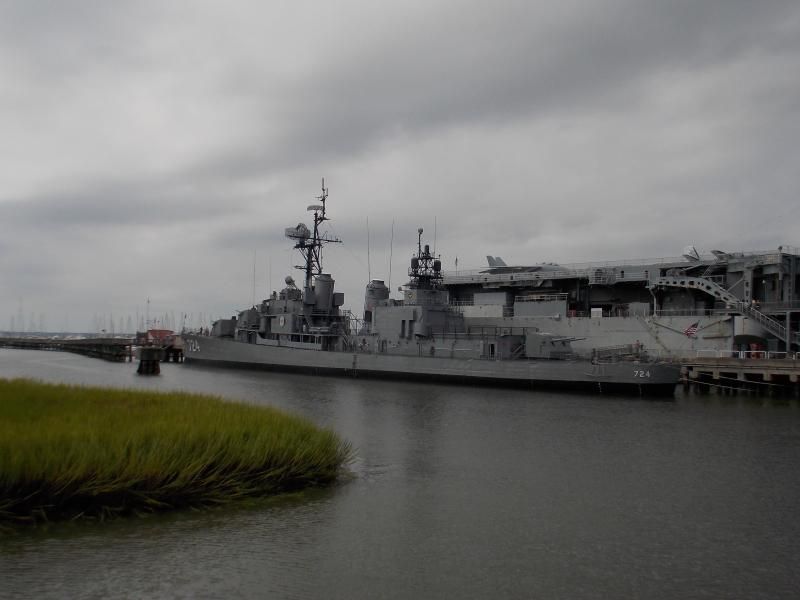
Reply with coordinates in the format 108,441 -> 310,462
649,276 -> 790,346
738,302 -> 787,341
650,276 -> 739,304
510,343 -> 526,359
699,264 -> 722,279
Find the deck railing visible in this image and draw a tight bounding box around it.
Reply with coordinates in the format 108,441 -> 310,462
652,309 -> 715,317
444,247 -> 799,282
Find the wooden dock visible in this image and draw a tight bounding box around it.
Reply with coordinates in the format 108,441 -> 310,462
682,353 -> 800,395
0,337 -> 134,362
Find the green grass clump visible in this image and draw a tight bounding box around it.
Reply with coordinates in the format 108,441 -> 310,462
0,378 -> 353,524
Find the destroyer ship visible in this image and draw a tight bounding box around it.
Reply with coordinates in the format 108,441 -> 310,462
184,182 -> 681,395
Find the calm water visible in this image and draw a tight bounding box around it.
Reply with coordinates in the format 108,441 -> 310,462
2,349 -> 800,599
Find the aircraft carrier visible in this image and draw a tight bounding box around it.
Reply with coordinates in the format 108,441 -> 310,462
443,246 -> 800,359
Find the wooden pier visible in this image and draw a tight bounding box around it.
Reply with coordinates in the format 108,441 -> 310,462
0,337 -> 134,362
682,352 -> 800,395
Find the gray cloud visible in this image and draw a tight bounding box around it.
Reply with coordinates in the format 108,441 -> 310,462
1,0 -> 799,330
0,177 -> 243,228
199,0 -> 800,178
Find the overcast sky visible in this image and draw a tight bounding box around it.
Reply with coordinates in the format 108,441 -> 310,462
2,0 -> 799,332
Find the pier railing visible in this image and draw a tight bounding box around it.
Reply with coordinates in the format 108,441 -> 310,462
0,337 -> 135,362
695,349 -> 799,361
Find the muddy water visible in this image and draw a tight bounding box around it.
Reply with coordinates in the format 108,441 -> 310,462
2,349 -> 799,599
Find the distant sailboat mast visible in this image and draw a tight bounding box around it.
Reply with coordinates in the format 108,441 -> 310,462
388,219 -> 394,292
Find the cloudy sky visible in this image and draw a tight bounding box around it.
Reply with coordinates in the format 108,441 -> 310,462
2,0 -> 799,332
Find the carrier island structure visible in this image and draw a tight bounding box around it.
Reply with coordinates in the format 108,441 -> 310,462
185,182 -> 690,394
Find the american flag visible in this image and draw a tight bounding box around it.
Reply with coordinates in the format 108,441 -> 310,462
684,322 -> 699,337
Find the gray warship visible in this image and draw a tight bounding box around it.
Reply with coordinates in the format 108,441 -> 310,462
184,182 -> 680,395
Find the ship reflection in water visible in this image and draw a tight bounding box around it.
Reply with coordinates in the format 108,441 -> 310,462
2,349 -> 799,599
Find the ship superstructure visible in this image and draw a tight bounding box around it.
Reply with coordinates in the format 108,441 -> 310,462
358,229 -> 582,362
216,180 -> 352,351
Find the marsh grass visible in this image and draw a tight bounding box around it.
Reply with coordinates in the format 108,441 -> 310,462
0,378 -> 353,524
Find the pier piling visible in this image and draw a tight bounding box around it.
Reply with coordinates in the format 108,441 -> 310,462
682,355 -> 800,396
137,347 -> 162,375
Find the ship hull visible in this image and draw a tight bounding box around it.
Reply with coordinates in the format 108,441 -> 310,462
184,335 -> 679,396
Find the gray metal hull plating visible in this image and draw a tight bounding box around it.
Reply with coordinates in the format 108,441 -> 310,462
184,335 -> 679,395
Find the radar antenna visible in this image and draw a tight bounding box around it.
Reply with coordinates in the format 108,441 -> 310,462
288,178 -> 341,290
408,227 -> 442,289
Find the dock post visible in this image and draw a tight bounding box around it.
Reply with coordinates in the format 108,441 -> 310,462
137,347 -> 161,375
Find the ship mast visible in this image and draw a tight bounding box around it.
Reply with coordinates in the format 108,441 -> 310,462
408,227 -> 442,290
292,178 -> 341,291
